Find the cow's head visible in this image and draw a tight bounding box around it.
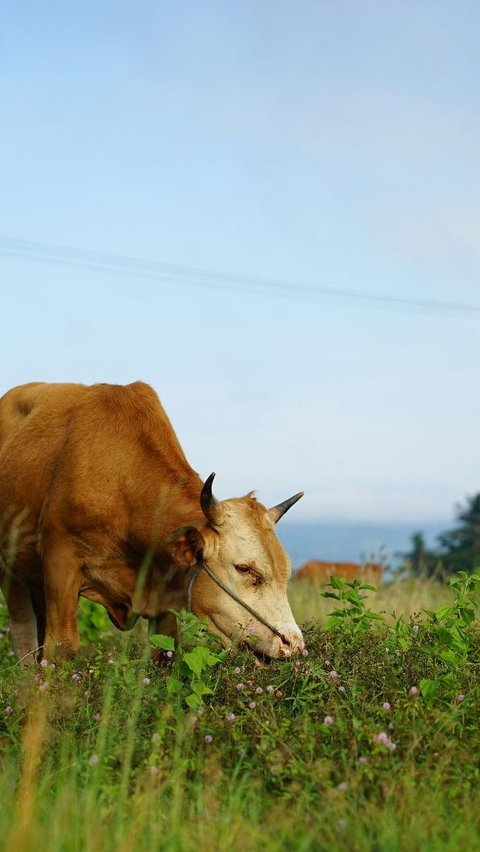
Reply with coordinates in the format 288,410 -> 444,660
169,474 -> 305,659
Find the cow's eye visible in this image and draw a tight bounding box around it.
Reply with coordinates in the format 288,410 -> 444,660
234,563 -> 253,575
234,564 -> 262,585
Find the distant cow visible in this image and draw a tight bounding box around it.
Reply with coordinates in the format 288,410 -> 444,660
0,381 -> 305,663
295,560 -> 382,586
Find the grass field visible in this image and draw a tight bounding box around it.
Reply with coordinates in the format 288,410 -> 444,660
289,575 -> 452,625
0,575 -> 479,852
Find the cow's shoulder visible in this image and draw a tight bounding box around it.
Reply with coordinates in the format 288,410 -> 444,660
77,381 -> 162,422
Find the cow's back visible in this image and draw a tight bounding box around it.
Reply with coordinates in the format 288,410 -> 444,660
295,559 -> 382,585
0,383 -> 89,554
0,382 -> 85,447
294,560 -> 354,582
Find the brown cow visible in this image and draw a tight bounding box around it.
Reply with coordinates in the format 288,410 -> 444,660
0,381 -> 304,663
295,560 -> 382,585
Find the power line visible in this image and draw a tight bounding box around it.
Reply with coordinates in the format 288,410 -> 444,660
1,234 -> 479,319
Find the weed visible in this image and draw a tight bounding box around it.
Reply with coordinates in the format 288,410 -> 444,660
0,578 -> 479,851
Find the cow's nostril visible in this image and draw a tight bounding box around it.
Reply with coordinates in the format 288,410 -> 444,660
285,632 -> 305,655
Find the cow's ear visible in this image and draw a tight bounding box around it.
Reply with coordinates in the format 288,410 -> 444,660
167,526 -> 205,566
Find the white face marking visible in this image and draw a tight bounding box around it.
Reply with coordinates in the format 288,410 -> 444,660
196,498 -> 303,658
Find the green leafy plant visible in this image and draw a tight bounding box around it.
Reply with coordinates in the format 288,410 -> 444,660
422,571 -> 480,667
149,610 -> 229,709
321,577 -> 384,633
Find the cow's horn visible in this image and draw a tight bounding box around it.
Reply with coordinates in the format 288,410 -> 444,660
268,491 -> 304,523
200,472 -> 224,526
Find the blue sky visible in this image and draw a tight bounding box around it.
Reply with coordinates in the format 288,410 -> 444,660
1,1 -> 479,522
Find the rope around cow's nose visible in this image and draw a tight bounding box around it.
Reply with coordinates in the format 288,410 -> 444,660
186,560 -> 288,644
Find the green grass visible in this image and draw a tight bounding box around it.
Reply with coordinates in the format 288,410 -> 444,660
0,578 -> 479,852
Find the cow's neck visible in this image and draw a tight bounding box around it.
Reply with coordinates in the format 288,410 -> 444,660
129,464 -> 206,552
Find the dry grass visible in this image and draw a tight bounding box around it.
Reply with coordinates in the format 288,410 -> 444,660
289,576 -> 451,626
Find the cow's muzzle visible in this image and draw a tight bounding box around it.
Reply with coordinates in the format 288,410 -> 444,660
277,628 -> 305,658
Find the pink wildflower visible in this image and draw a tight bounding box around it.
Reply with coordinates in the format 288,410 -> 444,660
383,702 -> 391,711
88,754 -> 99,766
266,685 -> 274,693
236,682 -> 244,691
328,670 -> 339,680
255,686 -> 263,695
409,686 -> 418,696
337,782 -> 348,792
374,731 -> 397,751
143,677 -> 151,686
323,715 -> 334,726
4,706 -> 13,716
358,756 -> 368,765
204,735 -> 213,744
248,701 -> 257,710
375,732 -> 389,745
456,693 -> 465,703
225,712 -> 236,722
40,658 -> 48,668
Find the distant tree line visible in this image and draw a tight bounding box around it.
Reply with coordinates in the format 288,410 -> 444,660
404,494 -> 480,577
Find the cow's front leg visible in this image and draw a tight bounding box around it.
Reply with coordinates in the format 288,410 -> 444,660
43,542 -> 81,659
0,573 -> 39,664
31,583 -> 46,651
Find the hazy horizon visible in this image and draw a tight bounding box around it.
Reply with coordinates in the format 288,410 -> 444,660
279,518 -> 449,569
